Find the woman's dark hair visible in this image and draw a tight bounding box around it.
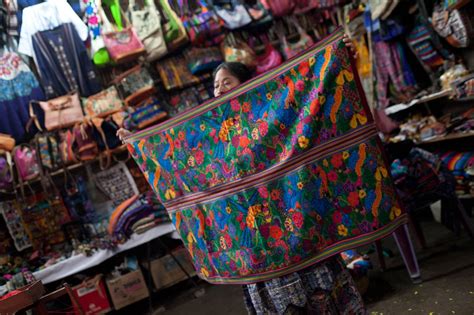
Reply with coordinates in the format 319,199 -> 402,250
213,62 -> 252,83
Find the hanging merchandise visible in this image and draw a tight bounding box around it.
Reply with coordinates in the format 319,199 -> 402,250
123,97 -> 167,131
31,92 -> 84,131
94,162 -> 139,207
0,152 -> 14,191
18,0 -> 101,98
113,65 -> 156,106
82,86 -> 124,118
221,33 -> 257,68
186,46 -> 223,75
213,0 -> 252,30
35,132 -> 62,171
0,134 -> 16,152
156,54 -> 211,90
83,0 -> 111,66
73,121 -> 99,161
101,3 -> 146,64
175,0 -> 225,47
0,52 -> 45,143
91,116 -> 122,151
167,83 -> 212,115
245,0 -> 272,27
260,0 -> 294,17
432,6 -> 473,48
407,18 -> 447,71
157,0 -> 188,49
13,144 -> 40,181
0,201 -> 32,251
128,0 -> 168,62
58,129 -> 78,166
61,173 -> 97,223
278,17 -> 314,60
252,35 -> 283,75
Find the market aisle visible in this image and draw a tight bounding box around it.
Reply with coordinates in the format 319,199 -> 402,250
158,220 -> 474,315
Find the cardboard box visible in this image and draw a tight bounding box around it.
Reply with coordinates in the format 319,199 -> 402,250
149,247 -> 196,289
106,269 -> 149,310
72,275 -> 112,315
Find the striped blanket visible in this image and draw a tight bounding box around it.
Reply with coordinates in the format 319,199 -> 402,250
125,29 -> 407,284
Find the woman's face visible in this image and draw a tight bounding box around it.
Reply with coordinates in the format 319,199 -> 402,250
214,68 -> 241,97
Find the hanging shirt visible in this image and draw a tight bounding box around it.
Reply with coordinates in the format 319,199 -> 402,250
18,0 -> 88,57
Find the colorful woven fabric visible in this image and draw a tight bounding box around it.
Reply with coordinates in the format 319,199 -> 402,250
126,29 -> 406,285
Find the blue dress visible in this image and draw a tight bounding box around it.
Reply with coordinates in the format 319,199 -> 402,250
0,52 -> 45,142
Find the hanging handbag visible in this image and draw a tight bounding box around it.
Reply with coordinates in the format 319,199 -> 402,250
113,65 -> 156,107
176,0 -> 225,47
253,35 -> 283,74
156,54 -> 210,90
32,92 -> 84,131
95,162 -> 139,207
279,18 -> 314,60
221,33 -> 257,68
214,1 -> 252,30
246,0 -> 272,27
123,96 -> 167,130
92,117 -> 122,150
157,0 -> 188,49
128,0 -> 168,62
58,129 -> 78,166
13,144 -> 40,181
0,152 -> 14,191
101,4 -> 146,64
73,121 -> 99,161
185,46 -> 223,75
261,0 -> 294,17
82,86 -> 124,118
0,133 -> 15,152
35,132 -> 61,171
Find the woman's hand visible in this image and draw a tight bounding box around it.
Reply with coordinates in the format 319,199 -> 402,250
116,128 -> 132,142
343,34 -> 358,59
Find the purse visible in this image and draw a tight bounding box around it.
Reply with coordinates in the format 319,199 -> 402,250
123,97 -> 167,130
0,133 -> 15,152
246,0 -> 273,27
128,0 -> 168,61
279,18 -> 314,60
261,0 -> 294,17
214,1 -> 252,30
101,4 -> 146,64
221,33 -> 257,68
186,46 -> 223,75
157,0 -> 188,49
113,65 -> 156,106
253,35 -> 283,74
92,117 -> 122,151
32,92 -> 84,131
13,144 -> 40,181
73,121 -> 99,161
82,86 -> 124,118
35,132 -> 61,171
58,129 -> 78,166
175,0 -> 225,47
0,152 -> 14,191
156,54 -> 211,90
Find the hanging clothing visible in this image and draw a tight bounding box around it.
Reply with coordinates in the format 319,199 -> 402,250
18,0 -> 88,57
0,52 -> 44,142
243,256 -> 365,314
31,23 -> 100,98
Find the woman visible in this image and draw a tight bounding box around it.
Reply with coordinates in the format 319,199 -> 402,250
118,37 -> 365,314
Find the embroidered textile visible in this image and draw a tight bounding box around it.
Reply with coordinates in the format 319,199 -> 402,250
126,29 -> 407,284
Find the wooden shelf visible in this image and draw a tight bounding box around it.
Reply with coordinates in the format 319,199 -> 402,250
385,89 -> 453,115
418,131 -> 474,144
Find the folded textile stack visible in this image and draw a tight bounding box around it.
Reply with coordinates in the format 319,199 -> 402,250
108,192 -> 170,239
439,151 -> 474,197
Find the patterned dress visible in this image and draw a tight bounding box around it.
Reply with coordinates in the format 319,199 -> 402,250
243,256 -> 366,314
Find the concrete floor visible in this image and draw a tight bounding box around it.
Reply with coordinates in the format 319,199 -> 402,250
145,219 -> 474,315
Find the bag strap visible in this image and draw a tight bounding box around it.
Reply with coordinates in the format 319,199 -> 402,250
91,117 -> 112,170
27,101 -> 43,132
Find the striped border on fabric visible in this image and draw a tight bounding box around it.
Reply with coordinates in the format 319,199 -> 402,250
124,28 -> 345,143
198,214 -> 408,285
165,124 -> 378,212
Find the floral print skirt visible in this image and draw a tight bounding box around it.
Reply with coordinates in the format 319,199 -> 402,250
243,256 -> 366,315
